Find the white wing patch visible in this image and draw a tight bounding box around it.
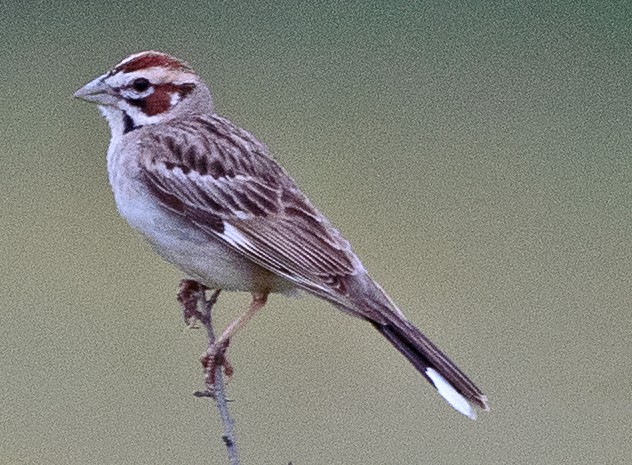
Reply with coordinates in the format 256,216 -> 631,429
221,222 -> 254,249
219,222 -> 336,299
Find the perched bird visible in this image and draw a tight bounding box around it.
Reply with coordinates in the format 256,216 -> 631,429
74,51 -> 488,419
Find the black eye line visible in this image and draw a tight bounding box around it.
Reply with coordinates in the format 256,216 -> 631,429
127,97 -> 146,109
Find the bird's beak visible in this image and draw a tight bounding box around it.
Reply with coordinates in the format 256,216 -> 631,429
74,74 -> 118,106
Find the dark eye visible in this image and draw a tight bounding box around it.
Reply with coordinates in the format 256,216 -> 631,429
131,78 -> 150,92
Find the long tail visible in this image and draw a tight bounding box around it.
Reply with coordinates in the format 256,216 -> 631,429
371,315 -> 489,419
319,272 -> 489,418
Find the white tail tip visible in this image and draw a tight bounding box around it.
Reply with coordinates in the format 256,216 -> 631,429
425,367 -> 476,420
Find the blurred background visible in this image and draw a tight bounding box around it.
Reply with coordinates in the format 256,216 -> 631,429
1,1 -> 630,464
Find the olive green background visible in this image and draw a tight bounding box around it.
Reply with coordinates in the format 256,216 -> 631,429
1,1 -> 630,464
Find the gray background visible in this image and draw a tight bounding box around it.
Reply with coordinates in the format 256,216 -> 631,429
1,1 -> 630,464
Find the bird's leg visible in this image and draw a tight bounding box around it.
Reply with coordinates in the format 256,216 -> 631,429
203,291 -> 268,387
176,279 -> 232,390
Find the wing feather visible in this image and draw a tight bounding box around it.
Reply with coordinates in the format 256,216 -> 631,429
136,115 -> 489,413
138,115 -> 358,300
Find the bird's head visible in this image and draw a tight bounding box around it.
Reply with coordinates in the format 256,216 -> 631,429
74,51 -> 213,132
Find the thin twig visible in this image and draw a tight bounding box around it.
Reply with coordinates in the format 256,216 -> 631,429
182,284 -> 239,465
203,289 -> 239,465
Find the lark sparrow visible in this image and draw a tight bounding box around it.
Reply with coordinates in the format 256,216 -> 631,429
74,51 -> 488,419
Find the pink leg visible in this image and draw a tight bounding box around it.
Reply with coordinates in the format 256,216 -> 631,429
204,291 -> 268,386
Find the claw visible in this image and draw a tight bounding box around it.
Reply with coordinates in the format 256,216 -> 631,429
202,339 -> 233,388
177,279 -> 206,327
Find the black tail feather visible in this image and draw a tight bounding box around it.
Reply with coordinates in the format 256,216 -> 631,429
371,318 -> 489,414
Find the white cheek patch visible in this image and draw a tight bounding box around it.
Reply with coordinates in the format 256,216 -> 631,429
170,92 -> 182,107
425,367 -> 476,420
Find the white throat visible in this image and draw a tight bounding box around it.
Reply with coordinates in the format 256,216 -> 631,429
98,105 -> 128,138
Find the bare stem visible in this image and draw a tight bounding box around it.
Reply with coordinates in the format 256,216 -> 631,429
205,290 -> 239,465
189,287 -> 240,465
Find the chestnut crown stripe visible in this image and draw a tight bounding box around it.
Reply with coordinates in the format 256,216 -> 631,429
115,51 -> 193,74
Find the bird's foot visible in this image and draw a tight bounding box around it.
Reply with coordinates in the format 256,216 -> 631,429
202,338 -> 234,390
177,279 -> 207,328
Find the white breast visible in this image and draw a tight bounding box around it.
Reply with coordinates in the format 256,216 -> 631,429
102,111 -> 294,294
